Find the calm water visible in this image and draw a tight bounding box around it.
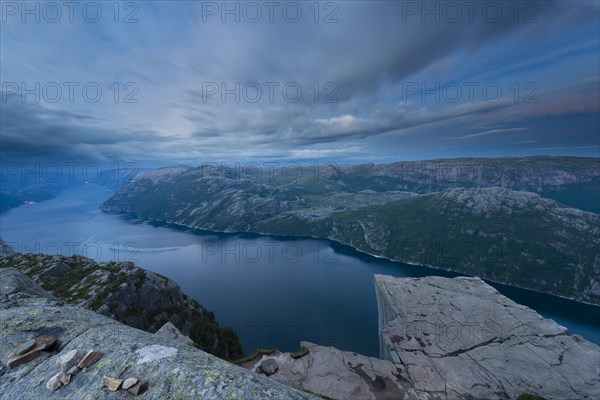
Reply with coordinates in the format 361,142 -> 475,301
1,184 -> 598,356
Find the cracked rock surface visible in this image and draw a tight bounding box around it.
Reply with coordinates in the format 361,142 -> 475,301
375,275 -> 600,399
242,276 -> 599,400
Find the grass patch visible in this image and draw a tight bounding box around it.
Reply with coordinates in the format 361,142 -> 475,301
290,346 -> 309,359
232,348 -> 277,365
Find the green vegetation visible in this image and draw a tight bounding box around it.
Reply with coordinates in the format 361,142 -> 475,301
0,252 -> 244,361
232,348 -> 278,365
102,159 -> 599,305
290,346 -> 309,359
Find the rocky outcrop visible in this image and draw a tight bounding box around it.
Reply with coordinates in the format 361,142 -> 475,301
240,275 -> 600,400
0,268 -> 55,301
240,342 -> 417,400
0,269 -> 316,399
0,251 -> 243,360
374,275 -> 600,399
0,237 -> 15,256
155,322 -> 194,346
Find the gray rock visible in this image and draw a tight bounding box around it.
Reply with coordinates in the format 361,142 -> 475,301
242,342 -> 411,400
58,372 -> 71,386
155,322 -> 194,346
258,358 -> 278,375
374,275 -> 600,400
56,349 -> 86,372
0,270 -> 317,400
13,338 -> 36,355
45,373 -> 62,391
0,237 -> 15,256
243,276 -> 600,400
0,253 -> 243,360
0,268 -> 55,300
67,366 -> 80,375
122,377 -> 138,390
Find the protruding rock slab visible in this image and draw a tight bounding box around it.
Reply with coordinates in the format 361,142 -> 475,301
247,276 -> 600,400
374,275 -> 600,400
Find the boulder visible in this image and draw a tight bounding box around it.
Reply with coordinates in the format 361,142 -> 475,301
258,358 -> 278,376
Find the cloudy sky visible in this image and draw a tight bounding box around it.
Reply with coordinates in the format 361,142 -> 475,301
1,0 -> 599,166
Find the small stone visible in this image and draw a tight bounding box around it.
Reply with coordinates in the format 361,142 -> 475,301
83,396 -> 95,400
103,375 -> 123,391
78,350 -> 102,369
36,336 -> 58,351
128,380 -> 148,396
122,377 -> 138,390
13,339 -> 36,356
56,349 -> 86,371
8,349 -> 41,368
58,372 -> 71,385
67,365 -> 80,375
46,373 -> 63,391
258,358 -> 278,376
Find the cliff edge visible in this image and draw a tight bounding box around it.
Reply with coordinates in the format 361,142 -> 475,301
0,268 -> 316,399
239,275 -> 600,400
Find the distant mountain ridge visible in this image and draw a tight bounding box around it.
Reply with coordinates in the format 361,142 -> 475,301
101,157 -> 600,305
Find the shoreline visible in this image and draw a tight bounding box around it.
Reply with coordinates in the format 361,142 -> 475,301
103,207 -> 600,309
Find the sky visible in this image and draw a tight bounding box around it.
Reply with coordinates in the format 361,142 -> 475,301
1,0 -> 599,166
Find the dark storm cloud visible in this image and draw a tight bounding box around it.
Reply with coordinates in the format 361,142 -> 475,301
1,1 -> 598,162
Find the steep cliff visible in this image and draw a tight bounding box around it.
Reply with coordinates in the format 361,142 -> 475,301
373,275 -> 600,399
0,247 -> 243,360
102,165 -> 600,304
239,275 -> 600,400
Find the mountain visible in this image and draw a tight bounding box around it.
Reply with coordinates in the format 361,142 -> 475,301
101,157 -> 600,305
0,242 -> 243,360
0,166 -> 141,214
